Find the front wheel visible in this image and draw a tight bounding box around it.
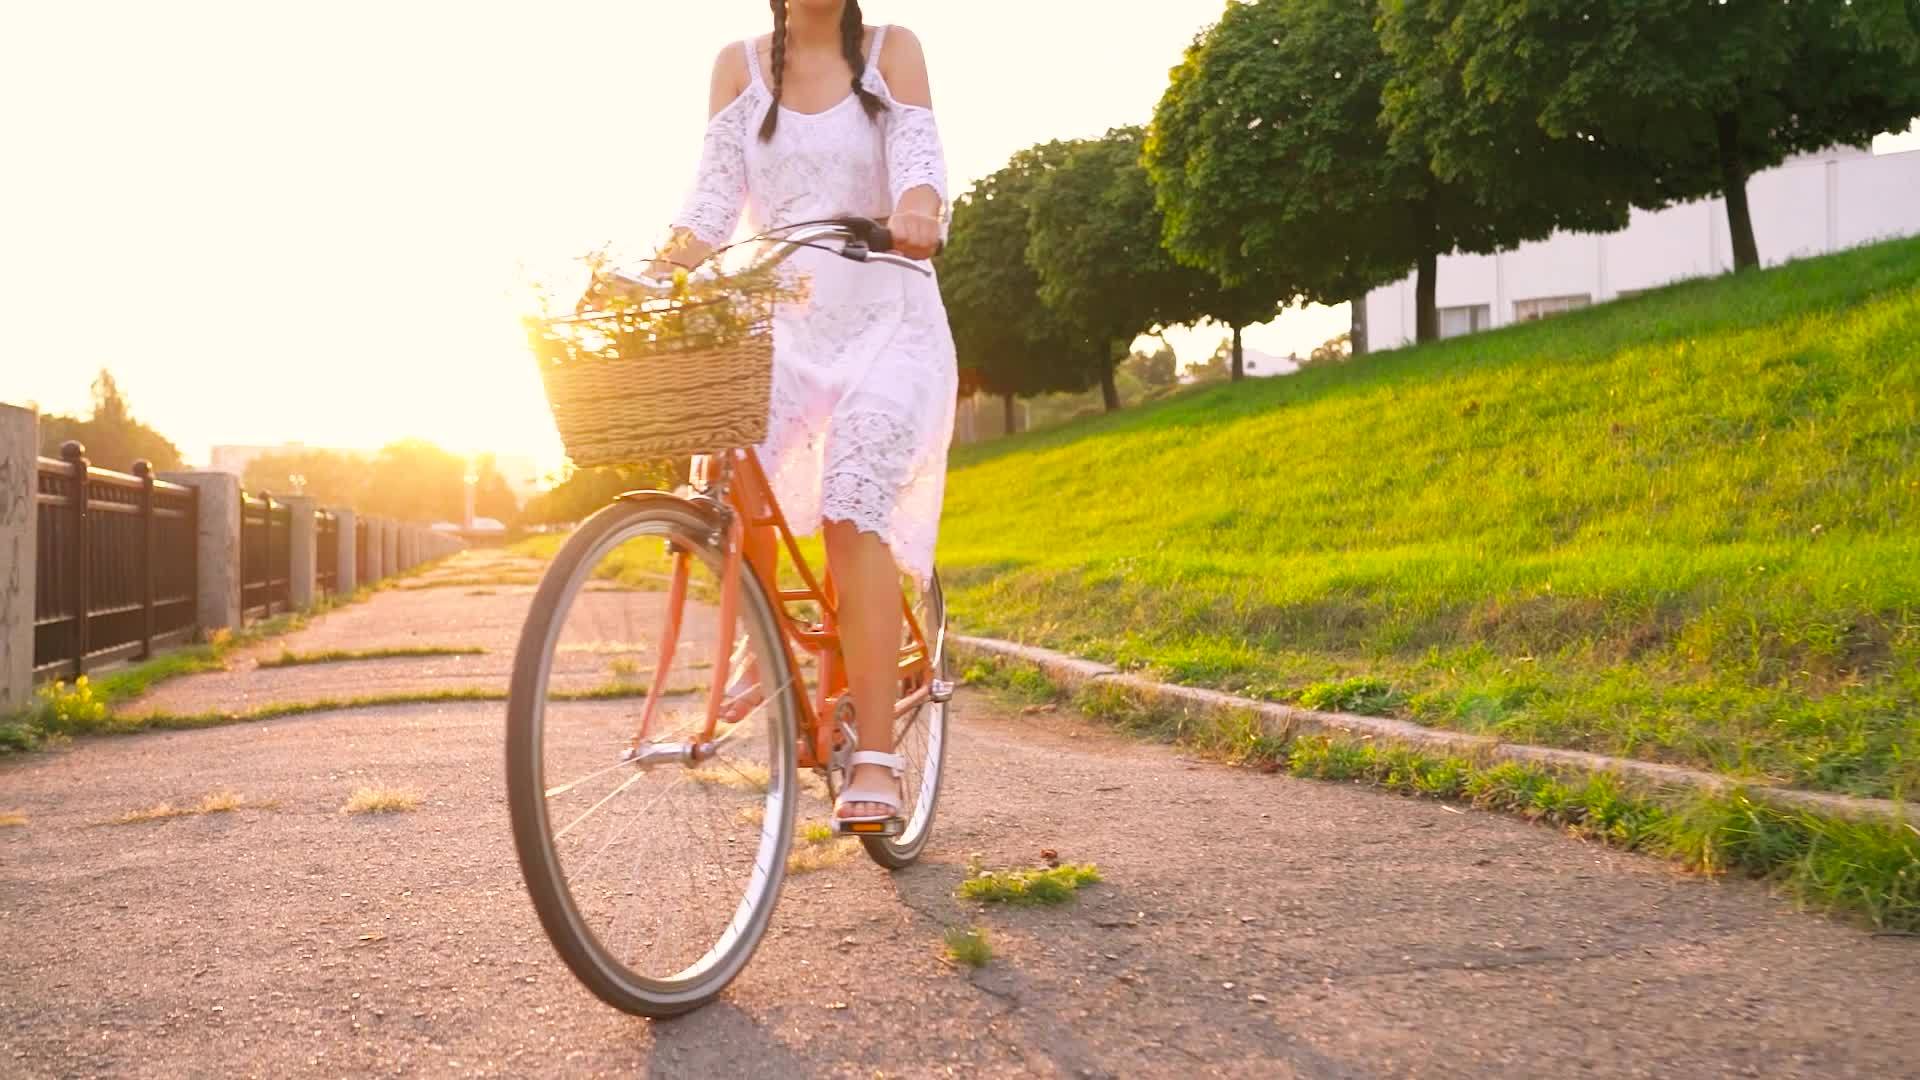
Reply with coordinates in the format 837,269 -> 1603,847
506,497 -> 799,1017
860,570 -> 951,870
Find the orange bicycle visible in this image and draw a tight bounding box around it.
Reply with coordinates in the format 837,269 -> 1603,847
506,220 -> 952,1017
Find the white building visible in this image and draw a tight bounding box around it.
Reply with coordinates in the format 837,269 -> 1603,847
1363,146 -> 1920,349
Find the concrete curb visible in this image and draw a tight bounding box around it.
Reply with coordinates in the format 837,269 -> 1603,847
954,635 -> 1913,827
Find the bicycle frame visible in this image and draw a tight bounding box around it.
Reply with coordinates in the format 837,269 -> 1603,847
608,220 -> 945,777
623,448 -> 941,775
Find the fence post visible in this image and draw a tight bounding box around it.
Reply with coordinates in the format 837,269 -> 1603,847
61,442 -> 89,679
333,508 -> 357,594
132,460 -> 158,660
282,495 -> 318,611
159,470 -> 242,637
0,403 -> 35,712
382,520 -> 399,580
364,517 -> 383,582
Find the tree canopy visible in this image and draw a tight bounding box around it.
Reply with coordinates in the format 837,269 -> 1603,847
244,440 -> 521,524
1026,126 -> 1279,392
1147,0 -> 1626,342
37,371 -> 183,473
939,143 -> 1104,415
1380,0 -> 1920,271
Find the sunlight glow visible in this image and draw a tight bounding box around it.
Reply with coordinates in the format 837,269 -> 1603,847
2,2 -> 1910,474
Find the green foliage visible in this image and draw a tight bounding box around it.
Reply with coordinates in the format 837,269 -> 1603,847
257,646 -> 485,668
939,143 -> 1106,405
518,461 -> 684,527
14,677 -> 112,741
1026,127 -> 1278,405
1296,677 -> 1402,716
958,863 -> 1103,906
37,370 -> 183,473
1381,0 -> 1920,270
1146,0 -> 1624,340
943,926 -> 993,968
941,237 -> 1920,797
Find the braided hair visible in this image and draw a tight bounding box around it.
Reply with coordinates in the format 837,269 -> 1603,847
759,0 -> 888,141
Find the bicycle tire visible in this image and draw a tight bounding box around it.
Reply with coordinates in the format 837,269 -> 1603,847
861,569 -> 951,870
506,495 -> 798,1017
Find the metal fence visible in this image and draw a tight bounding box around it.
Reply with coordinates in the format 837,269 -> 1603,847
33,443 -> 199,680
240,492 -> 291,622
355,516 -> 371,583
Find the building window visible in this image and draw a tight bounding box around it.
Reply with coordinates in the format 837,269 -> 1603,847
1438,304 -> 1492,339
1513,294 -> 1592,322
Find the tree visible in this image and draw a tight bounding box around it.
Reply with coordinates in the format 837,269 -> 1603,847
470,453 -> 521,523
1185,340 -> 1231,386
1381,0 -> 1920,272
37,371 -> 183,472
244,447 -> 369,504
520,461 -> 682,527
938,144 -> 1103,430
1301,332 -> 1353,370
1121,342 -> 1179,396
1147,0 -> 1627,343
1025,127 -> 1281,403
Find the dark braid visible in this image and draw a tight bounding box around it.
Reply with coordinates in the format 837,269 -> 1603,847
840,1 -> 888,120
758,0 -> 788,141
758,0 -> 887,142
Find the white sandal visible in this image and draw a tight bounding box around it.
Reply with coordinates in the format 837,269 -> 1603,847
832,750 -> 906,837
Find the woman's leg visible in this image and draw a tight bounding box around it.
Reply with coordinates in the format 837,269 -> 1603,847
824,519 -> 901,819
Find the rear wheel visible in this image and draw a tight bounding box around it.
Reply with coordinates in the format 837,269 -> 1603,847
859,570 -> 950,870
506,497 -> 798,1017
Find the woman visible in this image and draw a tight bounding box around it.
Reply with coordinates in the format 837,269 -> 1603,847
647,0 -> 955,828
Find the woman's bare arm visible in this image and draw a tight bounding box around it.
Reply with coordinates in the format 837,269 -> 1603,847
650,44 -> 754,275
877,27 -> 944,258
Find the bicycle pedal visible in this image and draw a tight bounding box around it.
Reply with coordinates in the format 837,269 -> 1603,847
831,818 -> 903,838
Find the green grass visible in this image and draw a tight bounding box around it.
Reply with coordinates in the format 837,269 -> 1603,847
258,646 -> 486,668
42,683 -> 663,737
943,926 -> 993,968
1,592 -> 379,753
958,862 -> 1103,906
942,237 -> 1920,798
971,654 -> 1920,931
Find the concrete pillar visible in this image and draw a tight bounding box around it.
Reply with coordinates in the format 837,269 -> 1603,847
332,508 -> 357,593
363,517 -> 384,581
382,519 -> 398,579
1,403 -> 36,712
159,470 -> 242,636
282,495 -> 318,610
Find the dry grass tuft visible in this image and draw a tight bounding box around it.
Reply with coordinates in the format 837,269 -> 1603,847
342,786 -> 421,815
109,790 -> 256,826
786,818 -> 857,874
0,811 -> 28,828
689,762 -> 771,793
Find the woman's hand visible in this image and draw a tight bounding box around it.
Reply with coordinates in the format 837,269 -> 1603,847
887,209 -> 943,261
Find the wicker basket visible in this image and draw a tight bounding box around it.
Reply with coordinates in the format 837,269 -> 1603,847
530,272 -> 786,466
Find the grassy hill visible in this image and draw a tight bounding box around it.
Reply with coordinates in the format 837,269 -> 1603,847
940,236 -> 1920,798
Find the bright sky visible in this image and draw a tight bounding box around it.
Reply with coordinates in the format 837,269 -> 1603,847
4,3 -> 1916,472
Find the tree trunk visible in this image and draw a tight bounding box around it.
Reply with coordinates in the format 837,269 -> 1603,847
1413,196 -> 1439,344
1002,392 -> 1017,436
1099,364 -> 1121,412
1715,111 -> 1760,272
1230,325 -> 1246,382
1349,294 -> 1368,357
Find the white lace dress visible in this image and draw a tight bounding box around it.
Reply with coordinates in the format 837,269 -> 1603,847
672,26 -> 957,586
